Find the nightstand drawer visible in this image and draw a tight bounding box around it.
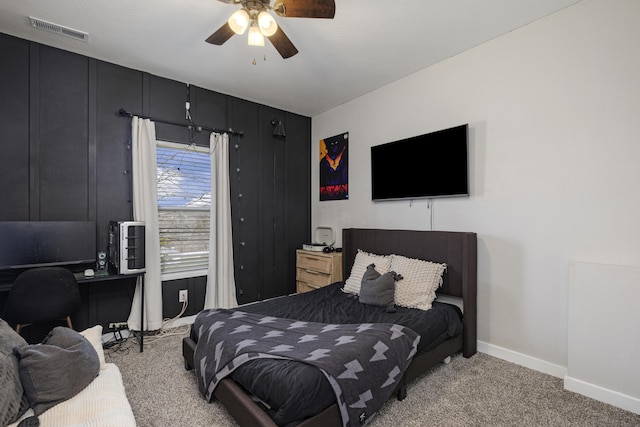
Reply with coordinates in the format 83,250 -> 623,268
296,252 -> 333,274
297,267 -> 333,287
295,249 -> 343,294
296,281 -> 320,293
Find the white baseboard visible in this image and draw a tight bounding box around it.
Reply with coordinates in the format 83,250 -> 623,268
564,375 -> 640,415
478,341 -> 640,415
477,341 -> 567,378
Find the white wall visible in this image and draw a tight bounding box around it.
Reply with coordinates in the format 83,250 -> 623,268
311,0 -> 640,370
566,262 -> 640,413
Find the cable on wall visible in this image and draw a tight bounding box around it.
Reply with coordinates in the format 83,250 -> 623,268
138,299 -> 190,345
428,198 -> 434,231
103,299 -> 190,355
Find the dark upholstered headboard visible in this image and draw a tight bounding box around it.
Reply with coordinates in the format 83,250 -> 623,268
342,228 -> 477,356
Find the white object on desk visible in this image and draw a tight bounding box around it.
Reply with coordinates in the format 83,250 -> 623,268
303,227 -> 336,252
84,268 -> 95,277
314,226 -> 335,246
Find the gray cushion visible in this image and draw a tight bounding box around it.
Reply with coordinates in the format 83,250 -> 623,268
0,318 -> 29,426
359,263 -> 402,312
14,326 -> 100,416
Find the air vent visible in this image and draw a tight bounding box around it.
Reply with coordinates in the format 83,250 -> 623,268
29,17 -> 89,42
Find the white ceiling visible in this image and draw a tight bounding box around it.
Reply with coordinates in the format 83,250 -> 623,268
0,0 -> 581,117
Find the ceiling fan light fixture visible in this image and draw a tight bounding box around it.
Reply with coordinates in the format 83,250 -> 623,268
207,0 -> 336,58
257,11 -> 278,37
228,9 -> 250,34
247,21 -> 264,46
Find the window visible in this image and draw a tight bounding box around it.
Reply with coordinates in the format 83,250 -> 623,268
156,141 -> 210,278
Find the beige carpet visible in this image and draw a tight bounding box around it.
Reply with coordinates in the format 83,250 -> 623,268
108,331 -> 640,427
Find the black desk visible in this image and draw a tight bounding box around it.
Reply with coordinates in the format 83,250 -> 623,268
75,270 -> 145,352
0,269 -> 145,351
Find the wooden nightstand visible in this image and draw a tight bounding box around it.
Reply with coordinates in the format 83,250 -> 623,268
296,249 -> 343,293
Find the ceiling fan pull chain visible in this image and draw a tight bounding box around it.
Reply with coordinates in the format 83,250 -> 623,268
185,84 -> 192,121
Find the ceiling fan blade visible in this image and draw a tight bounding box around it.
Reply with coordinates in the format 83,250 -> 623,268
273,0 -> 335,18
268,26 -> 298,59
205,22 -> 235,45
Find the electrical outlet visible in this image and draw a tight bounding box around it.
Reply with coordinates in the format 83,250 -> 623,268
179,289 -> 188,303
109,322 -> 128,329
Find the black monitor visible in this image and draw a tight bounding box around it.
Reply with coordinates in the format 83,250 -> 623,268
371,124 -> 469,201
0,221 -> 96,270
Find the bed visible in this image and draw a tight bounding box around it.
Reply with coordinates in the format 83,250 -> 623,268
183,228 -> 477,426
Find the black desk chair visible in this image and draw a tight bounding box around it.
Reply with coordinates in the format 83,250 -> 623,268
3,267 -> 81,334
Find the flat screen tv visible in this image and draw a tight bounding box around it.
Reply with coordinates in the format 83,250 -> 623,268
371,124 -> 469,201
0,221 -> 96,270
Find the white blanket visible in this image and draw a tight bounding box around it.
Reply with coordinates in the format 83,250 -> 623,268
9,363 -> 136,427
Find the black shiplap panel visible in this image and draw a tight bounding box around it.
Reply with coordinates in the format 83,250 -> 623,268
272,121 -> 288,296
162,278 -> 189,319
229,97 -> 261,304
189,276 -> 206,314
87,60 -> 98,223
38,45 -> 89,220
95,61 -> 143,251
0,34 -> 30,220
89,277 -> 137,329
283,112 -> 311,292
162,276 -> 206,318
258,106 -> 276,299
190,86 -> 228,147
148,75 -> 190,143
259,106 -> 287,300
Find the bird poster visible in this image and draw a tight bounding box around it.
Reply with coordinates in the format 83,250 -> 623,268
319,132 -> 348,201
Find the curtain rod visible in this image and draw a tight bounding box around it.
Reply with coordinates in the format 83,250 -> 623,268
118,109 -> 243,137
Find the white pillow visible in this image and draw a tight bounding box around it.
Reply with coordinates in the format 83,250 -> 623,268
79,325 -> 106,370
343,250 -> 392,295
391,254 -> 446,311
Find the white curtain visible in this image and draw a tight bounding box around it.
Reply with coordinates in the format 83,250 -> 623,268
127,117 -> 163,331
205,132 -> 238,309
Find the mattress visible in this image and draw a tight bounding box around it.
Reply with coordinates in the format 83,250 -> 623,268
193,282 -> 463,426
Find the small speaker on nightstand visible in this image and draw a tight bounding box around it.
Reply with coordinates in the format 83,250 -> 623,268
97,251 -> 108,270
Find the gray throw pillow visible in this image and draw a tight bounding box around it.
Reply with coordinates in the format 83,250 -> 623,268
14,326 -> 100,416
359,263 -> 403,312
0,319 -> 30,426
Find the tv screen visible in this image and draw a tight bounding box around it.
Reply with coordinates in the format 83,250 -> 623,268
371,124 -> 469,201
0,221 -> 96,270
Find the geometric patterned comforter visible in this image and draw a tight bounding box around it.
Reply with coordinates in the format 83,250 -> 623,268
193,308 -> 420,427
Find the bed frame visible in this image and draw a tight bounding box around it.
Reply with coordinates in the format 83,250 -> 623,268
182,228 -> 477,427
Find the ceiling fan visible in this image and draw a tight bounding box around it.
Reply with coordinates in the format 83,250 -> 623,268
205,0 -> 336,59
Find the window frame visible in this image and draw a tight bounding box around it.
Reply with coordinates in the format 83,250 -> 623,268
156,140 -> 211,281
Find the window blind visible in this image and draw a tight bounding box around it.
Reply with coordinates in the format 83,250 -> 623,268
156,143 -> 211,275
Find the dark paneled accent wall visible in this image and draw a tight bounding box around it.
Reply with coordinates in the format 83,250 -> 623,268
229,97 -> 261,303
0,32 -> 310,329
95,61 -> 143,244
0,35 -> 30,219
37,47 -> 90,220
